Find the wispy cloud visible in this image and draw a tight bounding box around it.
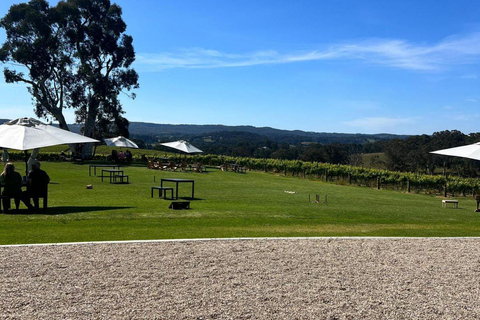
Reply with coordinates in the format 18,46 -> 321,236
343,117 -> 419,132
137,33 -> 480,71
465,98 -> 478,103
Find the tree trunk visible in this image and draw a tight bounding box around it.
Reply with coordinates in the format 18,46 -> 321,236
81,101 -> 99,158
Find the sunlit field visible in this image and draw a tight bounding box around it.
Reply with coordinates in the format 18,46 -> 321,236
1,159 -> 480,245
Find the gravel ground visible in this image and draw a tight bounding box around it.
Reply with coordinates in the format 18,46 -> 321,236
1,238 -> 480,319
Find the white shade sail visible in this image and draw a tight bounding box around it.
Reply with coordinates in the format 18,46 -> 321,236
0,117 -> 99,150
430,142 -> 480,161
160,140 -> 203,154
104,136 -> 139,149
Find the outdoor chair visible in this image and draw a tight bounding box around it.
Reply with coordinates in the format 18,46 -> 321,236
192,163 -> 203,173
147,160 -> 155,169
180,162 -> 188,172
168,161 -> 178,171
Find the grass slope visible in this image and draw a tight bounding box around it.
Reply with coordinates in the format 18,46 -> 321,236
0,161 -> 479,244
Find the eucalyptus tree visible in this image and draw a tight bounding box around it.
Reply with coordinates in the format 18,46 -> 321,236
0,0 -> 139,152
58,0 -> 139,144
0,0 -> 74,130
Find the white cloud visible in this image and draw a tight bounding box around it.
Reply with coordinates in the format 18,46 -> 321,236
465,98 -> 478,103
343,117 -> 419,132
453,113 -> 480,121
136,32 -> 480,72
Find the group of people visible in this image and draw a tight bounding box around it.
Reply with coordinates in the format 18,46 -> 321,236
111,149 -> 133,163
0,160 -> 50,213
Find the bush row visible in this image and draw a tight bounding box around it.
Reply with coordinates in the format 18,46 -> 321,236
185,155 -> 478,197
7,152 -> 478,197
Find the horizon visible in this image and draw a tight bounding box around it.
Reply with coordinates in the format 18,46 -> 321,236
1,1 -> 480,136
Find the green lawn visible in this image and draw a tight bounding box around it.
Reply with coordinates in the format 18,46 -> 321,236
1,160 -> 479,244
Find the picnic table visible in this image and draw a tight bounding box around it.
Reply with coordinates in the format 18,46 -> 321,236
101,169 -> 124,183
89,164 -> 121,176
161,178 -> 195,199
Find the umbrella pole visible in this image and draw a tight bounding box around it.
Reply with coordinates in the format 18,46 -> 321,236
24,150 -> 29,177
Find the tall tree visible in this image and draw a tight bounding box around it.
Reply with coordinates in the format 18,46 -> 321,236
58,0 -> 138,143
0,0 -> 139,147
0,0 -> 74,130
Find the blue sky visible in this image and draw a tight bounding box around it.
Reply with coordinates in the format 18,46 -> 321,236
1,0 -> 480,135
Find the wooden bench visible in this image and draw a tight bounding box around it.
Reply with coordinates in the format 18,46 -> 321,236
151,186 -> 174,200
0,195 -> 20,212
0,185 -> 48,212
169,201 -> 190,210
442,199 -> 458,208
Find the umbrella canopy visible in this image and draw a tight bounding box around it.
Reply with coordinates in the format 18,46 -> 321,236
0,117 -> 99,150
430,142 -> 480,161
104,136 -> 139,149
0,117 -> 99,175
160,140 -> 203,154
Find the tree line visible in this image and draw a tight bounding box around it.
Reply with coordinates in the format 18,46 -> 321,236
140,129 -> 480,178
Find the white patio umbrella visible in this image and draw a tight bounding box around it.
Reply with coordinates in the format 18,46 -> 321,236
0,117 -> 99,174
160,140 -> 203,154
104,136 -> 139,149
430,142 -> 480,161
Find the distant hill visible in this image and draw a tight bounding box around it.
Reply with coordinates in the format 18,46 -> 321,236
128,122 -> 408,145
0,118 -> 408,145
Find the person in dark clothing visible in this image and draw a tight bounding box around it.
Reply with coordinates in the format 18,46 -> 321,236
125,150 -> 132,163
0,163 -> 22,212
21,160 -> 50,211
111,149 -> 118,163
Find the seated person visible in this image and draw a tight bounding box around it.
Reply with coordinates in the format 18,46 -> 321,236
117,151 -> 125,163
125,150 -> 132,163
21,160 -> 50,211
0,163 -> 22,212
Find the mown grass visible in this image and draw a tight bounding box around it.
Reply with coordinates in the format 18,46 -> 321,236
1,160 -> 480,245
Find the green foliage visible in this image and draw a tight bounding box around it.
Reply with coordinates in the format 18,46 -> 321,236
0,0 -> 74,129
380,130 -> 480,175
10,145 -> 480,198
190,154 -> 480,196
0,0 -> 139,140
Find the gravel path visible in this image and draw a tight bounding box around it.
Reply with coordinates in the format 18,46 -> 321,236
1,238 -> 480,319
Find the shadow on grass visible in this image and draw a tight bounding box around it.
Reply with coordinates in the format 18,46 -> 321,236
47,206 -> 134,215
3,206 -> 133,215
